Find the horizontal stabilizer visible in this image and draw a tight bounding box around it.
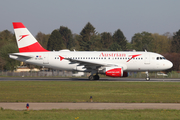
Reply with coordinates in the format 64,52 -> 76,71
9,53 -> 33,59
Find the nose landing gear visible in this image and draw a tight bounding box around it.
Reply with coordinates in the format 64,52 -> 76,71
145,71 -> 150,81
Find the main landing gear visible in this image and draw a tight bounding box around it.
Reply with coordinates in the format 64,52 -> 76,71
89,74 -> 100,80
145,71 -> 150,81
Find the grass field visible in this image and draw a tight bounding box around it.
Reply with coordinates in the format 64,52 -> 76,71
0,81 -> 180,103
0,109 -> 180,120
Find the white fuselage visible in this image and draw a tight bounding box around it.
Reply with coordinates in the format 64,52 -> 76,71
10,22 -> 173,80
9,51 -> 173,73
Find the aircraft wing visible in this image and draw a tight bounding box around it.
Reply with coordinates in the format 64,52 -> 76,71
65,58 -> 121,69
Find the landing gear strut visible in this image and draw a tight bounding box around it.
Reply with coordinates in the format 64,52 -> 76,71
145,71 -> 150,81
89,74 -> 100,80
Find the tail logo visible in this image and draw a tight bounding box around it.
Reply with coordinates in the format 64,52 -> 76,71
18,34 -> 29,41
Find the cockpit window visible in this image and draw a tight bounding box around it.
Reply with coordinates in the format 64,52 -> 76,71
157,57 -> 166,60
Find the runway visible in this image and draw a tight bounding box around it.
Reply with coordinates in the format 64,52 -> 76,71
1,103 -> 180,110
0,77 -> 179,82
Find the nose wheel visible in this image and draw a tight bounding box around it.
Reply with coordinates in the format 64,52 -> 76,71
146,77 -> 150,81
145,71 -> 150,81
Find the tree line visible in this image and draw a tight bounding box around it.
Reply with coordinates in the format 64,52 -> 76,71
0,22 -> 180,71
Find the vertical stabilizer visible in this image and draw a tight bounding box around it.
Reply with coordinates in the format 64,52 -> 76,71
12,22 -> 48,52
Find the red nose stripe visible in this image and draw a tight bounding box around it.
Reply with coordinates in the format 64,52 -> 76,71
19,42 -> 48,52
13,22 -> 26,29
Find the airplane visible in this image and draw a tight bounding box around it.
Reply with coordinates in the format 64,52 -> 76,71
9,22 -> 173,81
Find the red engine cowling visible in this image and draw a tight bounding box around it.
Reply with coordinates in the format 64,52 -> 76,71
105,68 -> 128,77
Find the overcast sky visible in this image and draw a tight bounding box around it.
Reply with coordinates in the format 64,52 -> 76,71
0,0 -> 180,41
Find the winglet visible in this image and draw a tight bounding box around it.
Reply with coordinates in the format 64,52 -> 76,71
59,56 -> 64,61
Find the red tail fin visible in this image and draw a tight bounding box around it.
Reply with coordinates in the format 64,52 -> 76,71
13,22 -> 48,52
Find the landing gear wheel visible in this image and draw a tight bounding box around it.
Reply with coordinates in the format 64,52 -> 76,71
89,75 -> 94,80
93,75 -> 100,80
146,77 -> 150,81
145,71 -> 150,81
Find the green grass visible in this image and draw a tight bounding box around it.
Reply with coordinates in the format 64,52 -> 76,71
0,109 -> 180,120
0,81 -> 180,103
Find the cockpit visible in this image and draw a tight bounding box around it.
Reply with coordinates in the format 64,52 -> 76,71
156,57 -> 166,60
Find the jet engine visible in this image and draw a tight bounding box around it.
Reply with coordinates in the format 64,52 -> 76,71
99,67 -> 128,77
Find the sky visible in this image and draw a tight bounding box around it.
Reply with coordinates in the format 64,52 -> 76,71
0,0 -> 180,41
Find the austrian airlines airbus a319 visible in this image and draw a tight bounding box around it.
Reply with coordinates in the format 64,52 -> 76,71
9,22 -> 173,81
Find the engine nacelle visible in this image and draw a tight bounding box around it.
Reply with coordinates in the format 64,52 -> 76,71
105,67 -> 128,77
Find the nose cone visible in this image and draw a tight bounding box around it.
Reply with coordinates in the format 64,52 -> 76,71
166,60 -> 173,69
